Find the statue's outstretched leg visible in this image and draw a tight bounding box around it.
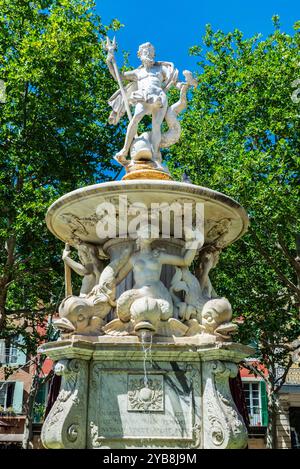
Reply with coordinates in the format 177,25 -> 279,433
115,104 -> 147,163
151,105 -> 167,161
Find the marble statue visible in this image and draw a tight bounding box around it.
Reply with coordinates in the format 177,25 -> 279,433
170,246 -> 240,341
196,245 -> 220,299
54,247 -> 132,336
200,297 -> 238,340
105,38 -> 197,168
62,239 -> 105,297
170,266 -> 204,321
103,226 -> 203,336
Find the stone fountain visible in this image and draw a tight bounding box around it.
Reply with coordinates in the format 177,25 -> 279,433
39,40 -> 252,449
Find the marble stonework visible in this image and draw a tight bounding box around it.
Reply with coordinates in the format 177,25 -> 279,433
40,40 -> 252,450
40,338 -> 251,449
104,39 -> 197,177
40,176 -> 251,449
45,180 -> 248,249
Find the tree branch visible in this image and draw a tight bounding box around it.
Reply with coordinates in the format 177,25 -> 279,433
241,361 -> 267,381
274,356 -> 293,394
276,233 -> 300,273
250,228 -> 300,297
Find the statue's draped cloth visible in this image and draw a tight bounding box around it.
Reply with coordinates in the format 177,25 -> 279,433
108,62 -> 178,125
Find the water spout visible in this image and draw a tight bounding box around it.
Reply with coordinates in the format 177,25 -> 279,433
140,329 -> 153,388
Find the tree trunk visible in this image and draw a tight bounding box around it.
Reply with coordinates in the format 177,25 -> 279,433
266,392 -> 279,449
0,235 -> 16,330
22,359 -> 44,449
0,280 -> 9,331
266,408 -> 277,448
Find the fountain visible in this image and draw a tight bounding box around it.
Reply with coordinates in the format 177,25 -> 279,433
39,39 -> 253,449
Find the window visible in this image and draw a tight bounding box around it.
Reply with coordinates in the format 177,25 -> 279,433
8,343 -> 18,364
243,382 -> 262,425
33,382 -> 49,423
0,382 -> 15,410
290,408 -> 300,449
243,381 -> 268,427
0,337 -> 26,366
0,381 -> 24,414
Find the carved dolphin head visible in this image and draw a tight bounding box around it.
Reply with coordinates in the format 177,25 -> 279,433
57,296 -> 94,333
201,297 -> 232,333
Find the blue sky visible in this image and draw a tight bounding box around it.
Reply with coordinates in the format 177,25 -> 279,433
97,0 -> 300,76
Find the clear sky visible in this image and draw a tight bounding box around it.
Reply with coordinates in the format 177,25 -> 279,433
96,0 -> 300,76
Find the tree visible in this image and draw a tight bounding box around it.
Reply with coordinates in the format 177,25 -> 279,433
0,0 -> 122,447
168,17 -> 300,448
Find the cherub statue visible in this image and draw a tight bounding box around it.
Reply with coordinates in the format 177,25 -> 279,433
105,39 -> 197,168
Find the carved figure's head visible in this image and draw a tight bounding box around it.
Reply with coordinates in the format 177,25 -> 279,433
198,245 -> 220,273
138,42 -> 155,67
74,240 -> 99,266
136,224 -> 153,250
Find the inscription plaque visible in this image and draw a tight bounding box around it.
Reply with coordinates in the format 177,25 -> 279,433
88,362 -> 201,448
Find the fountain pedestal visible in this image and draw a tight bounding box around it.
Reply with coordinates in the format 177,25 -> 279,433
40,337 -> 252,449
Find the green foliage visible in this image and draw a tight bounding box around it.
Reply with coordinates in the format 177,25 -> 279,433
33,402 -> 46,423
0,0 -> 123,344
168,21 -> 300,371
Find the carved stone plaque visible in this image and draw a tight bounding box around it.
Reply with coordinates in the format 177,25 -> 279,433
127,374 -> 164,412
88,361 -> 201,448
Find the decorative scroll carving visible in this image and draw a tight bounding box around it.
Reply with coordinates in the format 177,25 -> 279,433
205,218 -> 232,249
202,360 -> 247,449
90,421 -> 102,448
41,359 -> 89,449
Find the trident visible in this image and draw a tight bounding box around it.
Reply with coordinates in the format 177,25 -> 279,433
103,36 -> 133,121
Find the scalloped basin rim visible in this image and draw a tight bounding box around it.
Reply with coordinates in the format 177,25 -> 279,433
46,180 -> 249,247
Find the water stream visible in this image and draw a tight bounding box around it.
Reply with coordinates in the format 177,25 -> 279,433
140,330 -> 153,388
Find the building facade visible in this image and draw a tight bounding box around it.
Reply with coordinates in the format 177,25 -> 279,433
0,335 -> 52,447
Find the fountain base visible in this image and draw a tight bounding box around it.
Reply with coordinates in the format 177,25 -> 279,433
40,337 -> 252,449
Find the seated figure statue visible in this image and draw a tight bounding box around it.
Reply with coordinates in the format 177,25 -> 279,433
103,226 -> 203,337
62,238 -> 105,297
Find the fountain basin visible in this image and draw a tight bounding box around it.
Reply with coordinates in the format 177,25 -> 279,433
46,180 -> 248,249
